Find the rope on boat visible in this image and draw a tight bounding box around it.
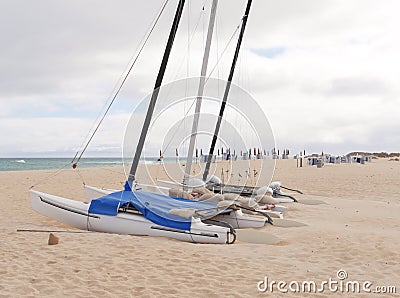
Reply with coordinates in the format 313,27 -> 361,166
281,186 -> 303,194
205,22 -> 241,83
30,1 -> 170,188
71,0 -> 170,168
29,161 -> 73,189
274,192 -> 298,203
75,168 -> 86,186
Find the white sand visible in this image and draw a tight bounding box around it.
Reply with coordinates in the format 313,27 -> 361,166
0,158 -> 399,297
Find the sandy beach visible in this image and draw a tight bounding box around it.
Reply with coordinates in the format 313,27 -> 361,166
1,158 -> 399,297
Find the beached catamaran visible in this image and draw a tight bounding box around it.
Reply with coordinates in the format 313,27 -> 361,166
86,0 -> 275,228
30,0 -> 260,244
206,180 -> 301,203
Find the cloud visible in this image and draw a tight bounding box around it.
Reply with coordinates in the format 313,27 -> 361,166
0,114 -> 130,157
326,77 -> 387,96
0,0 -> 399,157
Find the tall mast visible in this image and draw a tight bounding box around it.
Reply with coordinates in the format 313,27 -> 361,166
128,0 -> 186,183
183,0 -> 218,190
202,0 -> 252,182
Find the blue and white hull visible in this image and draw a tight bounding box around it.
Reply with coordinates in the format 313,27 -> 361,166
30,189 -> 235,244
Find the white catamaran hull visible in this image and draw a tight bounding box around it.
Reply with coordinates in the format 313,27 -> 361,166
30,190 -> 234,244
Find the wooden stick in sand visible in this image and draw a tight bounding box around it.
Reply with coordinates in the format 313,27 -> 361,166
17,229 -> 90,233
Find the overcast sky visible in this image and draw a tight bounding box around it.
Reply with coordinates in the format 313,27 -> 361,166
1,0 -> 399,157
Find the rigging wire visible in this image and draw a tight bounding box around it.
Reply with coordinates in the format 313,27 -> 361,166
71,0 -> 170,167
160,16 -> 243,156
205,19 -> 241,83
138,1 -> 207,161
30,162 -> 72,189
170,0 -> 208,82
183,0 -> 192,157
148,1 -> 208,156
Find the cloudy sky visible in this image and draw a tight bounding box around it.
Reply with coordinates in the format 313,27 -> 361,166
1,0 -> 399,157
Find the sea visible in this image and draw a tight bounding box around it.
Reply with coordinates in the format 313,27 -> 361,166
0,158 -> 125,172
0,157 -> 180,171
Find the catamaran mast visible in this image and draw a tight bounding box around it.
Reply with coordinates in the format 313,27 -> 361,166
128,0 -> 186,184
183,0 -> 218,190
202,0 -> 252,182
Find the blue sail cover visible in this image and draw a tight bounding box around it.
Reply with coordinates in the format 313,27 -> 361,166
88,189 -> 221,231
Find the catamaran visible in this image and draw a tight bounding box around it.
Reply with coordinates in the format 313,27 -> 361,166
30,0 -> 259,243
83,0 -> 273,228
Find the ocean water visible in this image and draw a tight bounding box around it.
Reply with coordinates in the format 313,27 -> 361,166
0,157 -> 180,171
0,158 -> 124,171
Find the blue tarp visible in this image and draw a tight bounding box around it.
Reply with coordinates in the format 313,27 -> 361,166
88,191 -> 128,216
88,186 -> 221,231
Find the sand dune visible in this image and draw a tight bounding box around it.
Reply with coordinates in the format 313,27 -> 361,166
0,159 -> 399,297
